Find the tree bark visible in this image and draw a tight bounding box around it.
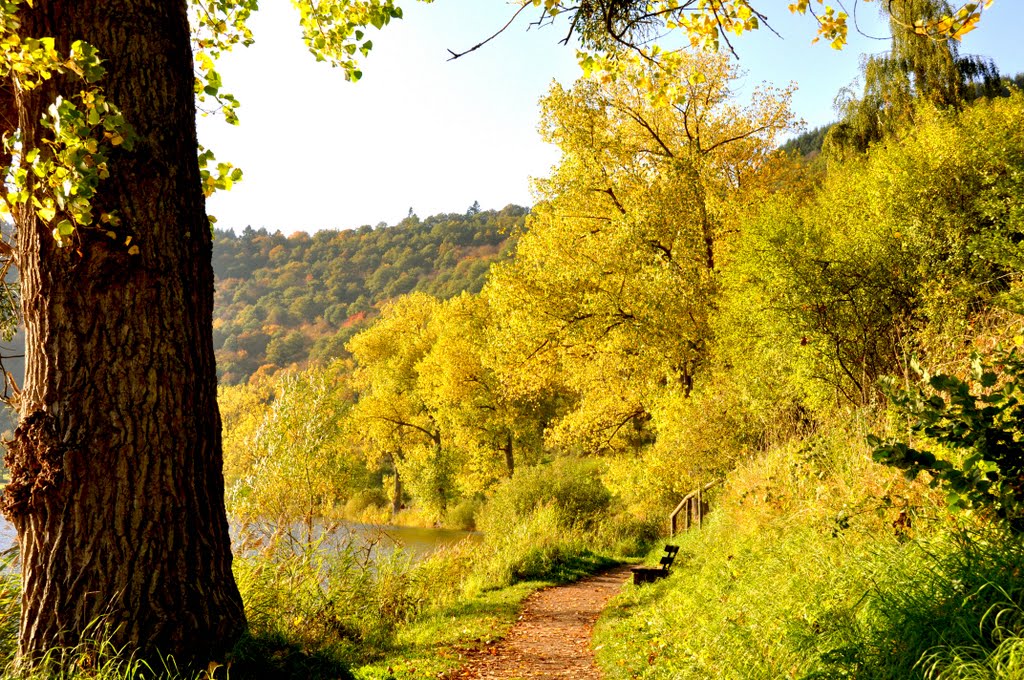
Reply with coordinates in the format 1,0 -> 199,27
503,432 -> 514,477
0,0 -> 246,665
391,458 -> 403,519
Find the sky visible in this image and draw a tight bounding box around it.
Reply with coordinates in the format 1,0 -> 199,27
196,1 -> 1024,234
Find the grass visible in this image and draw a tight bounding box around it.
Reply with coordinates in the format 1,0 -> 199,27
0,461 -> 634,679
351,552 -> 621,679
350,526 -> 621,679
227,506 -> 621,679
351,581 -> 539,680
0,513 -> 618,679
593,419 -> 1024,680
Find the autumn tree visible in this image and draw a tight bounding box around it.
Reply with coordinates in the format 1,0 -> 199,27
829,0 -> 1000,151
727,91 -> 1024,408
347,293 -> 452,519
487,52 -> 794,453
417,293 -> 555,488
226,363 -> 356,544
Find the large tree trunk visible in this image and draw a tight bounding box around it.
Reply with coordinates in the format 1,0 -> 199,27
0,0 -> 246,665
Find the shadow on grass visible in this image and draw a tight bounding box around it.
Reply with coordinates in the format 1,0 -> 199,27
543,550 -> 622,584
229,630 -> 355,680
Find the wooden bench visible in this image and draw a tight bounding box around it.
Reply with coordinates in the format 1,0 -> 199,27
631,545 -> 679,584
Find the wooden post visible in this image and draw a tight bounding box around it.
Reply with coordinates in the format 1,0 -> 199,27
698,486 -> 704,529
669,492 -> 695,537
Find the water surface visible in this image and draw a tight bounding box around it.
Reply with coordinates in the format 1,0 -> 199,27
0,518 -> 479,561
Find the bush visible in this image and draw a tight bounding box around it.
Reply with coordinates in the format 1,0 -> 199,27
444,497 -> 483,531
404,538 -> 479,611
467,504 -> 610,592
478,458 -> 612,536
872,348 -> 1024,531
344,488 -> 389,517
233,531 -> 413,668
596,511 -> 662,557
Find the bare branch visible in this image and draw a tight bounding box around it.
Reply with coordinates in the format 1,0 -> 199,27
447,2 -> 533,61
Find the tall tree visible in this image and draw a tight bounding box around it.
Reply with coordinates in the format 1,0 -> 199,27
487,52 -> 794,453
0,1 -> 246,663
418,293 -> 555,486
227,364 -> 354,544
347,293 -> 451,519
829,0 -> 1000,151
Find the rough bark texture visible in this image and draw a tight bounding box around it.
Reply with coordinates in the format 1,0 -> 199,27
0,0 -> 246,664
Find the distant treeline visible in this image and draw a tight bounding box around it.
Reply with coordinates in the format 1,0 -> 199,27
212,204 -> 526,384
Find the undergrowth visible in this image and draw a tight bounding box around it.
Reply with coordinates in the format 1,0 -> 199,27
594,418 -> 1024,680
0,497 -> 619,679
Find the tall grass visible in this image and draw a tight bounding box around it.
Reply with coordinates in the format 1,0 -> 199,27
233,503 -> 614,679
594,418 -> 1024,680
0,458 -> 623,679
0,547 -> 19,667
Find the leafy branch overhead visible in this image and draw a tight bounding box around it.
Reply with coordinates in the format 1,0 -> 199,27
448,1 -> 994,66
0,0 -> 997,252
871,349 -> 1024,531
0,27 -> 137,250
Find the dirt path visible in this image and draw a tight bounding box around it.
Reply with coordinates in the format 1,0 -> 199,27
450,565 -> 633,679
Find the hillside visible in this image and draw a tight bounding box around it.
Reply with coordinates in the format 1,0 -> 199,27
212,205 -> 526,384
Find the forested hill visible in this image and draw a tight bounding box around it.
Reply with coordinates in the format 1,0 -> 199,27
212,204 -> 526,384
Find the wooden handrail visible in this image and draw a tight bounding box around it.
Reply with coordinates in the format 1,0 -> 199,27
669,480 -> 721,536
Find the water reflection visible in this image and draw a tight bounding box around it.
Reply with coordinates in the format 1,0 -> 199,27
0,518 -> 480,562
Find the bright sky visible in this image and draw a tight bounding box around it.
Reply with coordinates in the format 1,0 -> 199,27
196,1 -> 1024,233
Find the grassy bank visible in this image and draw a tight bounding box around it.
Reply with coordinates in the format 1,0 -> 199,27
232,503 -> 621,680
594,418 -> 1024,680
0,477 -> 627,679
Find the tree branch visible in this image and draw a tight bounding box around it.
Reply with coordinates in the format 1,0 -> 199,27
447,2 -> 533,61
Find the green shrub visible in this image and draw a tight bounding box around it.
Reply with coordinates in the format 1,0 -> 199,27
444,497 -> 482,531
478,458 -> 612,536
404,538 -> 479,611
344,488 -> 389,517
233,532 -> 403,667
469,504 -> 608,592
596,511 -> 662,557
872,349 -> 1024,531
